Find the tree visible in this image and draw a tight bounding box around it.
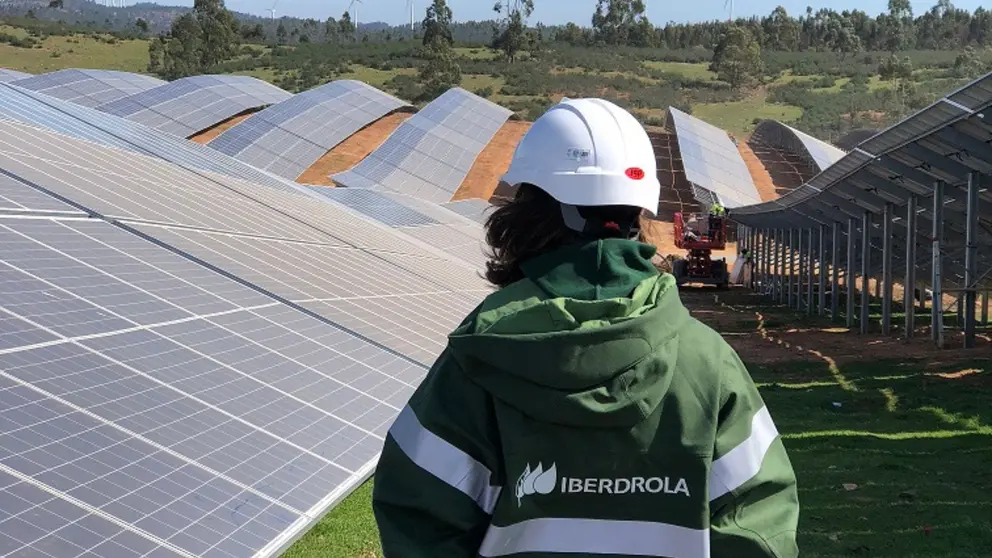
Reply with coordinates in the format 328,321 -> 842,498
148,0 -> 240,79
419,0 -> 461,100
194,0 -> 240,68
492,0 -> 533,63
953,45 -> 985,78
709,25 -> 763,90
879,54 -> 914,80
422,0 -> 454,48
241,22 -> 264,41
135,18 -> 149,34
47,0 -> 63,9
276,21 -> 288,44
338,11 -> 355,38
592,0 -> 650,46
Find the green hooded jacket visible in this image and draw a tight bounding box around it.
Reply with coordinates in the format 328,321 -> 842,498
372,238 -> 799,558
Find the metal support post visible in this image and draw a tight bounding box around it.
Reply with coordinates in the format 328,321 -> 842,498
750,228 -> 758,291
904,196 -> 917,339
831,222 -> 840,320
797,229 -> 805,311
787,229 -> 794,308
881,202 -> 894,335
807,227 -> 815,315
860,211 -> 872,334
964,172 -> 980,348
763,230 -> 771,295
777,229 -> 785,304
819,224 -> 827,316
846,217 -> 855,328
982,292 -> 989,325
932,181 -> 944,347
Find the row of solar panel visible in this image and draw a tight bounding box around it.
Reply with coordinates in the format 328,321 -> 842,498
2,70 -> 510,212
0,95 -> 493,557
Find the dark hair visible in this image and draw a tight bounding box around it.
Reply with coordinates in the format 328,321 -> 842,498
483,183 -> 645,288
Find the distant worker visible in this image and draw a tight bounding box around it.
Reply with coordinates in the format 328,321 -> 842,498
372,98 -> 799,558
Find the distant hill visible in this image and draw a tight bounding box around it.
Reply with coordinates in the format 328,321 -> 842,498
0,0 -> 495,41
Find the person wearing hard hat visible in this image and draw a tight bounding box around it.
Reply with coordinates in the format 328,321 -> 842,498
371,98 -> 799,558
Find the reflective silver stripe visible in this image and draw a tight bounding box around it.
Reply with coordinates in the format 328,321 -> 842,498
387,404 -> 502,513
479,517 -> 710,557
709,405 -> 779,501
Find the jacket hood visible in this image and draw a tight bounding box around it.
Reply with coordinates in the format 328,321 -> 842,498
447,238 -> 689,428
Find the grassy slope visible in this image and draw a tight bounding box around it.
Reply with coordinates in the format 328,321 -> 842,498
288,292 -> 992,557
0,25 -> 149,74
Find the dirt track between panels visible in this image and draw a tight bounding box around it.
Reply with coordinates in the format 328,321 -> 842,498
453,120 -> 532,201
679,287 -> 992,367
296,111 -> 412,185
189,112 -> 255,144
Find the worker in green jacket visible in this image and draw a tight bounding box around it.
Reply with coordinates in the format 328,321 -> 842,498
372,98 -> 800,558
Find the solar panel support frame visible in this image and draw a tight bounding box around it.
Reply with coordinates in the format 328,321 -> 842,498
904,195 -> 918,339
932,180 -> 945,346
964,171 -> 980,348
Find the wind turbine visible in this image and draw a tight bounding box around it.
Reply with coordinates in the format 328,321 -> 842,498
724,0 -> 734,22
407,0 -> 414,31
268,0 -> 279,19
347,0 -> 363,37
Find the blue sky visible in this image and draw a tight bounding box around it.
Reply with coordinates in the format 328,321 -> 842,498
221,0 -> 985,25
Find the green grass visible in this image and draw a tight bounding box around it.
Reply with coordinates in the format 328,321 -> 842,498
773,71 -> 891,92
693,94 -> 804,136
283,482 -> 381,558
0,26 -> 149,74
642,60 -> 716,80
336,64 -> 416,88
454,46 -> 501,60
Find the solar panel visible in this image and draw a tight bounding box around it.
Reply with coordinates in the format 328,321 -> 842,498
0,118 -> 490,350
209,80 -> 410,180
331,88 -> 513,203
0,83 -> 316,197
0,94 -> 508,551
0,68 -> 30,82
94,75 -> 292,138
667,107 -> 762,208
8,69 -> 165,108
0,215 -> 422,557
308,187 -> 488,267
0,172 -> 84,215
780,123 -> 847,171
441,198 -> 492,224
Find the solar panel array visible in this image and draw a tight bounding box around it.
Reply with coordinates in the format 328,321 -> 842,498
95,75 -> 292,138
0,93 -> 492,558
666,107 -> 763,208
752,120 -> 847,173
308,187 -> 488,268
9,69 -> 165,108
209,80 -> 411,180
0,68 -> 31,82
0,83 -> 318,197
441,198 -> 492,224
331,87 -> 513,203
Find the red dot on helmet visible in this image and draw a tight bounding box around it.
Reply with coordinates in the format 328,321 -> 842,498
625,167 -> 645,180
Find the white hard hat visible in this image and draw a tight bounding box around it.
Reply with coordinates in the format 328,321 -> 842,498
501,98 -> 661,216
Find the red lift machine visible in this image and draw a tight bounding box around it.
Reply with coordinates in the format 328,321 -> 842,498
672,211 -> 730,289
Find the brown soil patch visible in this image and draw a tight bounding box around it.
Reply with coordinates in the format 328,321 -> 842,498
453,120 -> 532,201
681,288 -> 992,366
736,141 -> 780,202
297,111 -> 412,186
651,130 -> 696,222
746,139 -> 815,199
188,112 -> 255,144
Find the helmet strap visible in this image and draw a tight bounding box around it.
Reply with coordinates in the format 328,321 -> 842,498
560,203 -> 640,240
